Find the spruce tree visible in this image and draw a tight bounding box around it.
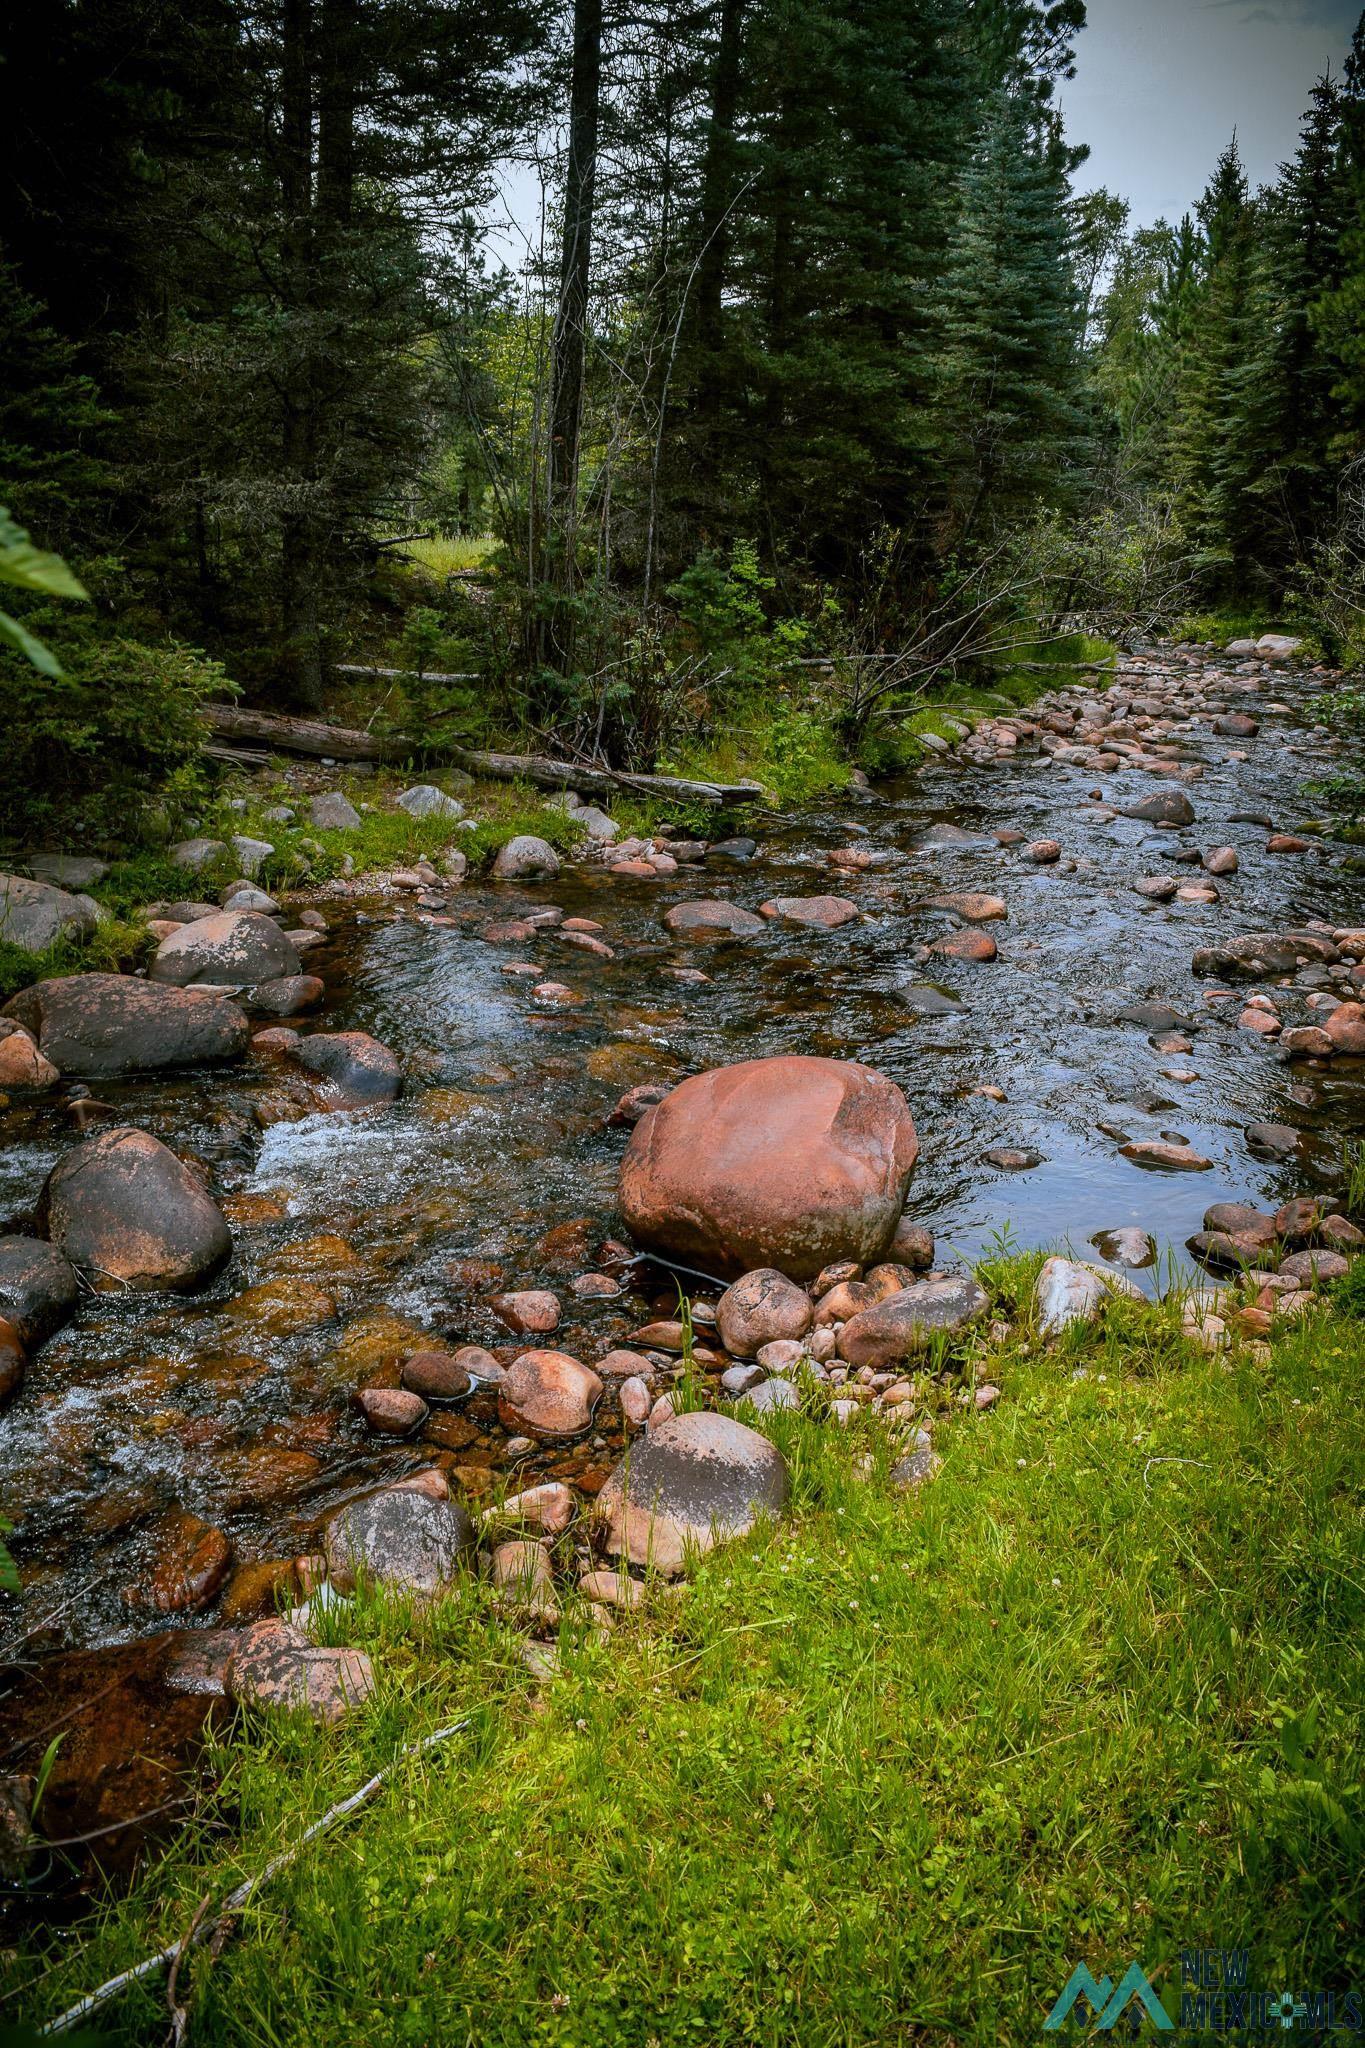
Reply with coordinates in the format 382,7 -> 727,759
1166,138 -> 1259,580
934,96 -> 1089,541
1311,14 -> 1365,459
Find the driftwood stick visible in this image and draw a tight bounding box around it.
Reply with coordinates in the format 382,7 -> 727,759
333,663 -> 479,684
43,1719 -> 471,2037
198,703 -> 758,805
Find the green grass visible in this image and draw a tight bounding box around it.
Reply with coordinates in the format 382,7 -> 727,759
662,697 -> 852,807
0,915 -> 153,1003
7,1259 -> 1364,2043
198,774 -> 589,892
397,534 -> 498,580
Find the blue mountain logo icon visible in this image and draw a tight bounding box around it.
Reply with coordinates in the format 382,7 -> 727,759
1043,1960 -> 1175,2031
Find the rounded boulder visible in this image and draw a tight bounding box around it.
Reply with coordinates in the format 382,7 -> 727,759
3,973 -> 249,1078
498,1350 -> 603,1437
594,1410 -> 789,1575
324,1488 -> 476,1598
41,1126 -> 232,1292
619,1055 -> 918,1281
150,911 -> 300,988
715,1268 -> 813,1358
0,1236 -> 80,1346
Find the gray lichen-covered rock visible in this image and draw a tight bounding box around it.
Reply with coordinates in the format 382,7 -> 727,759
396,784 -> 465,820
4,973 -> 249,1077
309,791 -> 362,831
229,836 -> 275,879
150,912 -> 301,988
594,1410 -> 789,1575
323,1489 -> 476,1598
1034,1256 -> 1139,1337
0,875 -> 99,953
26,854 -> 108,890
169,837 -> 227,872
492,834 -> 561,880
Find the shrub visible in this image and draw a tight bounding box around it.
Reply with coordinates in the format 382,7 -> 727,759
0,598 -> 226,848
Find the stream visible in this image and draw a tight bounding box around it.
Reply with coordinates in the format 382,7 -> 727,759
0,639 -> 1362,1895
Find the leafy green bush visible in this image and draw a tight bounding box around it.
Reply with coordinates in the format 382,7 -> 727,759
0,600 -> 227,848
0,914 -> 153,1001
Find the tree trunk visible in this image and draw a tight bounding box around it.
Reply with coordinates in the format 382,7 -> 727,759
695,0 -> 745,365
543,0 -> 603,669
277,0 -> 323,707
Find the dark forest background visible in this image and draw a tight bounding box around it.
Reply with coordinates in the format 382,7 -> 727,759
3,0 -> 1365,842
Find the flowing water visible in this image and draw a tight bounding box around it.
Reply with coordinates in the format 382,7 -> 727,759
1,646 -> 1363,1710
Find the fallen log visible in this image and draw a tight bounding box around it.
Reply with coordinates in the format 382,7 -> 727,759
199,703 -> 760,806
202,704 -> 398,762
445,747 -> 761,809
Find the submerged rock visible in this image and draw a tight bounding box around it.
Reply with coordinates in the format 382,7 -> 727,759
594,1410 -> 790,1575
1119,1139 -> 1213,1172
1120,790 -> 1196,826
0,1236 -> 80,1346
1192,931 -> 1340,980
619,1054 -> 919,1281
1090,1226 -> 1157,1269
757,895 -> 860,929
663,899 -> 766,938
290,1030 -> 401,1107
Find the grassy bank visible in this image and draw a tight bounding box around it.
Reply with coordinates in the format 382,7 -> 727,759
7,1255 -> 1363,2043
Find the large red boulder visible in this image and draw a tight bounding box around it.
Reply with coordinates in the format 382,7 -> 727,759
619,1055 -> 918,1281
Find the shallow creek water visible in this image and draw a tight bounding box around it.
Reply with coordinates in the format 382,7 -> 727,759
1,649 -> 1363,1662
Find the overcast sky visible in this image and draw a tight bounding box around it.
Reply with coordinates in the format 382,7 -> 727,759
1062,0 -> 1361,227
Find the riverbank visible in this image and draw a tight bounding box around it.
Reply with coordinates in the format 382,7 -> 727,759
9,1257 -> 1365,2042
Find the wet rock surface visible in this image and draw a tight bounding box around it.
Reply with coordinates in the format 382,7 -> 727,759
41,1126 -> 233,1291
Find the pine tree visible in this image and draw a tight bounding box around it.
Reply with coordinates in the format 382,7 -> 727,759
1165,137 -> 1259,579
1311,14 -> 1365,459
0,265 -> 110,553
934,96 -> 1090,541
1232,75 -> 1347,585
